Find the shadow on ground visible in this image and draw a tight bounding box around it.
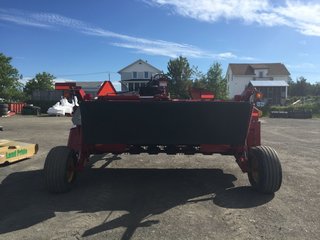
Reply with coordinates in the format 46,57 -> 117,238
0,156 -> 274,239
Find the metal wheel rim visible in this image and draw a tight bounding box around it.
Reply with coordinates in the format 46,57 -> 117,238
66,159 -> 75,183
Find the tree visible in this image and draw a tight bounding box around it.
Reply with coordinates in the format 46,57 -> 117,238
287,77 -> 295,96
167,56 -> 193,98
295,76 -> 310,96
288,76 -> 312,96
0,53 -> 24,101
191,66 -> 206,89
311,82 -> 320,96
24,72 -> 55,97
202,62 -> 228,99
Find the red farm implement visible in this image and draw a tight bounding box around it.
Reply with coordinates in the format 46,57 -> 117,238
44,74 -> 282,194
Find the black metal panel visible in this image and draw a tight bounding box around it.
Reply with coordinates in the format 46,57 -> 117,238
80,101 -> 252,145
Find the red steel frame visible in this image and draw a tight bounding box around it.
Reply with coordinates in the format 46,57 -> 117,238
66,81 -> 261,173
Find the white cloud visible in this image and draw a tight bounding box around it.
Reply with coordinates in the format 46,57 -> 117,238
0,9 -> 51,28
152,0 -> 271,23
111,41 -> 212,58
0,8 -> 253,60
214,52 -> 237,59
274,1 -> 320,36
146,0 -> 320,37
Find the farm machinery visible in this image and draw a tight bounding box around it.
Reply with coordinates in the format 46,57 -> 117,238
44,74 -> 282,194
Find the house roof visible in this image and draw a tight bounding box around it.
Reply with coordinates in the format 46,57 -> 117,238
76,81 -> 103,89
118,59 -> 162,73
229,63 -> 290,76
250,80 -> 289,87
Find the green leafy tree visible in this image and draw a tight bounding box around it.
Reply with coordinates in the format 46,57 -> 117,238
287,77 -> 295,96
167,56 -> 193,98
0,53 -> 24,101
311,82 -> 320,96
288,76 -> 312,96
191,66 -> 206,89
24,72 -> 55,97
295,76 -> 310,96
202,62 -> 228,99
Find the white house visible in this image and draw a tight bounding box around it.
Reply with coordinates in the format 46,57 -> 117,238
118,59 -> 162,92
226,63 -> 290,105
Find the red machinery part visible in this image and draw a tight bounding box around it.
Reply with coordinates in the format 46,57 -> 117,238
189,88 -> 215,100
8,103 -> 26,114
55,82 -> 77,90
45,80 -> 282,194
97,81 -> 117,97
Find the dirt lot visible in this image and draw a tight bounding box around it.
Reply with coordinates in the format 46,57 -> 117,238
0,115 -> 319,240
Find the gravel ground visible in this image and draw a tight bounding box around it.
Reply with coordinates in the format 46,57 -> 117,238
0,115 -> 319,240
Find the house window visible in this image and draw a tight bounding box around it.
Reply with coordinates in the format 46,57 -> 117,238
144,72 -> 149,78
133,72 -> 137,78
259,71 -> 263,78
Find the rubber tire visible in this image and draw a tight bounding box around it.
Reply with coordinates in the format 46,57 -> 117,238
0,104 -> 8,116
44,146 -> 77,193
0,108 -> 8,116
0,103 -> 8,109
248,146 -> 282,193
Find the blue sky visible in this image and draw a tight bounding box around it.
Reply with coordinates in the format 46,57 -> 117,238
0,0 -> 319,89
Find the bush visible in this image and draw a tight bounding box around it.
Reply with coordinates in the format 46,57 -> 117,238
270,103 -> 320,114
268,95 -> 320,118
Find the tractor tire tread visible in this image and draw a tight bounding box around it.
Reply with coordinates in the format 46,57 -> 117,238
248,146 -> 282,193
44,146 -> 76,193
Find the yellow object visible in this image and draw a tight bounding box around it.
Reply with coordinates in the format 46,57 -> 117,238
0,139 -> 38,165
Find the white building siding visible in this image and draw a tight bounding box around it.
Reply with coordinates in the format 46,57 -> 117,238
119,60 -> 162,91
121,71 -> 156,80
123,63 -> 157,72
228,76 -> 252,98
227,73 -> 290,98
121,72 -> 132,80
120,61 -> 161,80
137,72 -> 143,79
120,62 -> 160,79
228,76 -> 290,98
